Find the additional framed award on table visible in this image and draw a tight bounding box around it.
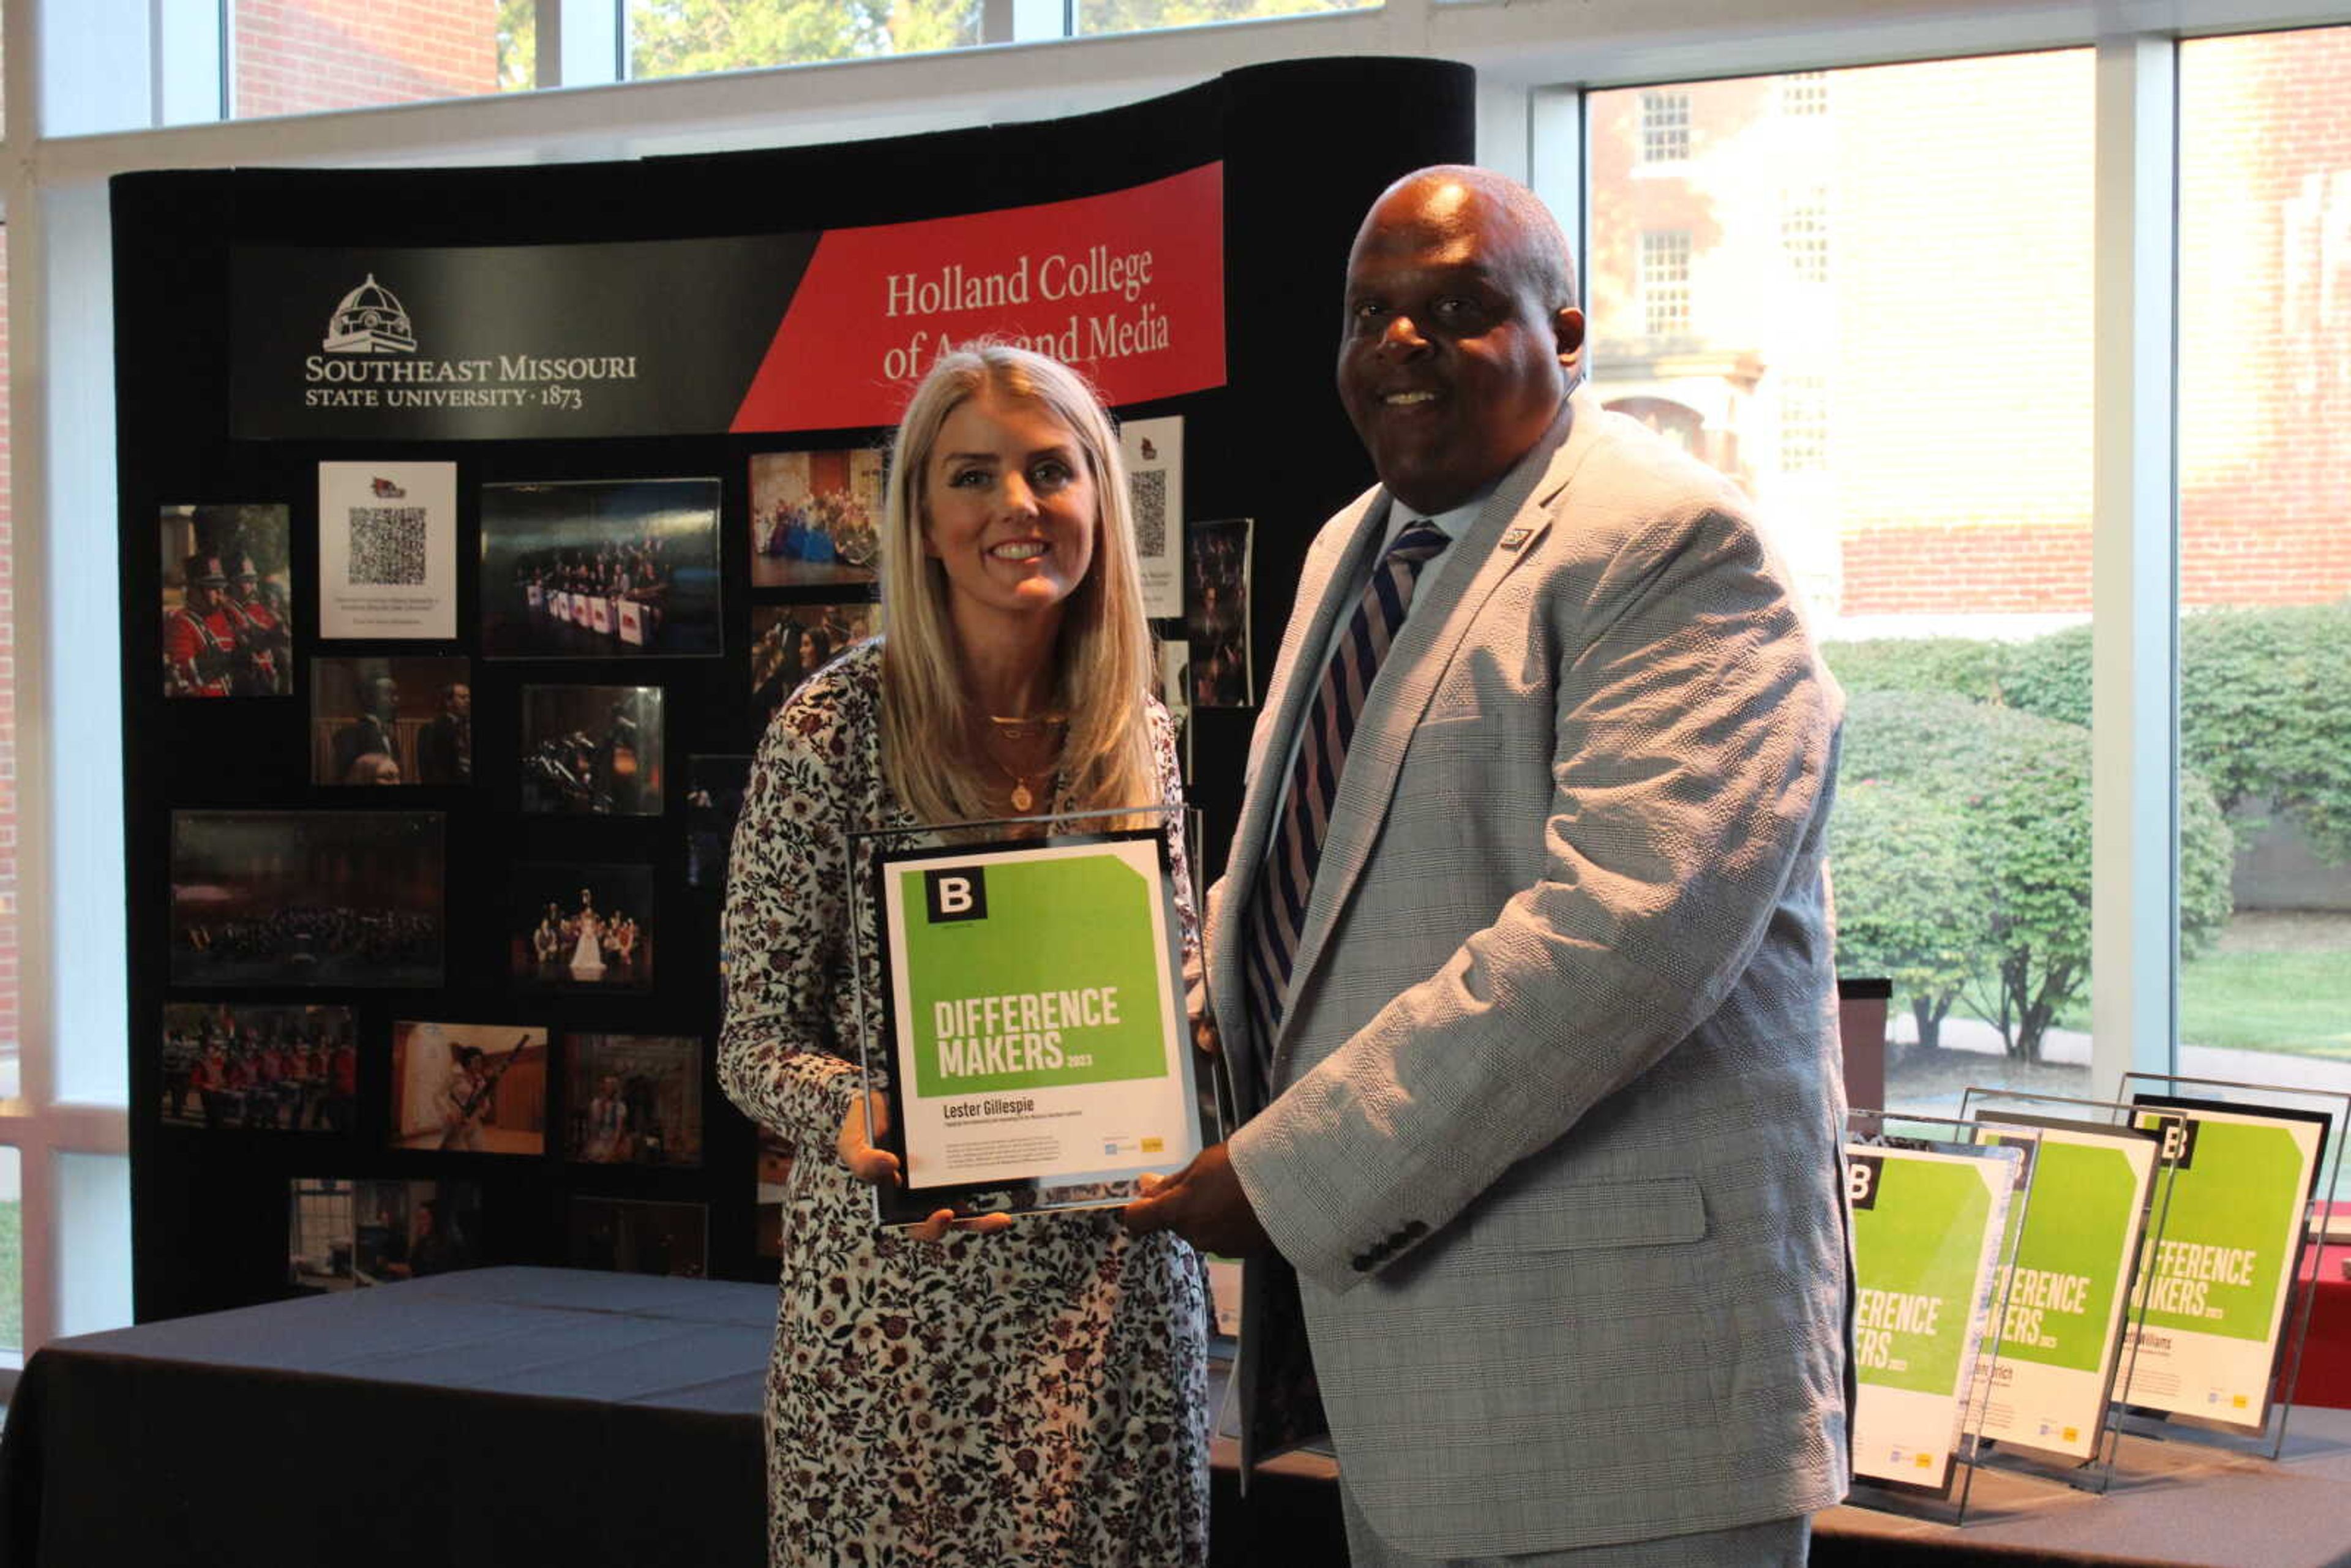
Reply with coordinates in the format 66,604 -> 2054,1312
852,808 -> 1201,1227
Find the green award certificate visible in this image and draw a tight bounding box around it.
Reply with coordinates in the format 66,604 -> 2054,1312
1847,1141 -> 2019,1492
863,827 -> 1199,1226
1969,1115 -> 2161,1458
2119,1095 -> 2328,1430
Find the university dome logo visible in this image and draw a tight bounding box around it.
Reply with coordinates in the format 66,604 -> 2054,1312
323,274 -> 416,354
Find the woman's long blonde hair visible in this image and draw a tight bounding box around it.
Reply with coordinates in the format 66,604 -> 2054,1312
878,344 -> 1159,826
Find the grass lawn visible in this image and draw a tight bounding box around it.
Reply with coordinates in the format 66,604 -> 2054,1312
0,1199 -> 18,1349
2179,948 -> 2351,1058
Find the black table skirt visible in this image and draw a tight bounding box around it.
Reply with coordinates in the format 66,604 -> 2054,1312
10,1267 -> 2351,1567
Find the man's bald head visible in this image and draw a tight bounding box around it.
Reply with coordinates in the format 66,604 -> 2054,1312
1337,166 -> 1587,512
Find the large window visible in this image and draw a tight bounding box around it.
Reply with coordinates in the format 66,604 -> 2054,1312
2175,28 -> 2351,1108
1591,53 -> 2100,1119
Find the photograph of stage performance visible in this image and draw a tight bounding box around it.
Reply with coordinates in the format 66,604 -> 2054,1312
564,1033 -> 703,1167
310,656 -> 472,786
566,1196 -> 707,1279
748,448 -> 882,587
749,600 -> 876,733
519,684 -> 664,815
288,1177 -> 483,1292
159,503 -> 291,698
480,476 -> 721,659
511,864 -> 654,990
389,1022 -> 548,1156
170,811 -> 444,988
160,1002 -> 356,1133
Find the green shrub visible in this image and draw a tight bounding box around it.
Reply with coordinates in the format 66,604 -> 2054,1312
1982,602 -> 2351,865
1822,637 -> 2011,704
1834,688 -> 2234,1062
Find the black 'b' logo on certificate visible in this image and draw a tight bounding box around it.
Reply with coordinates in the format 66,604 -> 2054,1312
924,868 -> 988,924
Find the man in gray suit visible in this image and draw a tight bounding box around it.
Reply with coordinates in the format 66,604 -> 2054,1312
1125,167 -> 1849,1564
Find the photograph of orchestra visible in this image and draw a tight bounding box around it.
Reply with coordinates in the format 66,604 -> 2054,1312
519,684 -> 664,816
510,863 -> 654,991
479,476 -> 722,659
160,1002 -> 356,1133
564,1034 -> 703,1168
171,811 -> 444,989
755,1129 -> 794,1260
748,447 -> 883,588
160,503 -> 292,698
1184,516 -> 1252,708
388,1022 -> 548,1157
684,755 -> 751,891
566,1196 -> 707,1279
288,1177 -> 484,1293
309,656 -> 473,787
749,599 -> 877,735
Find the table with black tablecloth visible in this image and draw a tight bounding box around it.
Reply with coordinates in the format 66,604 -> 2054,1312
10,1266 -> 2351,1568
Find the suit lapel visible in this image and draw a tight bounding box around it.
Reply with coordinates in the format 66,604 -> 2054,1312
1274,396 -> 1603,1070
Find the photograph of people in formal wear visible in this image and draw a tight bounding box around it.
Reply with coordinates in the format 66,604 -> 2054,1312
388,1022 -> 547,1157
519,684 -> 664,816
160,1002 -> 355,1132
481,477 -> 722,658
1122,168 -> 1849,1568
160,503 -> 291,698
288,1178 -> 483,1293
564,1034 -> 702,1167
720,345 -> 1208,1568
748,599 -> 877,735
309,656 -> 472,786
749,447 -> 883,588
510,864 -> 654,991
685,755 -> 752,891
171,811 -> 444,989
565,1196 -> 706,1278
1183,516 -> 1251,708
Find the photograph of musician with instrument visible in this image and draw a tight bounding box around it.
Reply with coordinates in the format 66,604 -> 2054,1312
288,1178 -> 484,1292
159,503 -> 291,699
388,1022 -> 547,1156
519,684 -> 664,816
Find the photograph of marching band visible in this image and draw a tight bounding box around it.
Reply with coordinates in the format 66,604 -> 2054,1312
519,684 -> 664,816
684,755 -> 751,891
563,1033 -> 703,1168
754,1129 -> 793,1260
171,811 -> 445,988
159,503 -> 292,698
388,1022 -> 548,1156
749,599 -> 877,734
160,1002 -> 357,1133
309,656 -> 473,787
748,448 -> 883,588
566,1196 -> 707,1279
288,1178 -> 484,1292
479,477 -> 722,659
510,863 -> 654,991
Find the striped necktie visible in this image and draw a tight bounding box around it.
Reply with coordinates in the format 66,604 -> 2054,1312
1243,520 -> 1452,1070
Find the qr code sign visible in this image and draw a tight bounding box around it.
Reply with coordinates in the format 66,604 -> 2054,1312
1128,469 -> 1167,558
347,506 -> 428,586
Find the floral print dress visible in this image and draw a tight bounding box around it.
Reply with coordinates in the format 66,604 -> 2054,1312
719,640 -> 1210,1568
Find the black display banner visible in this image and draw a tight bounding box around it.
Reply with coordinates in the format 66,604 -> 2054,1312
231,236 -> 814,440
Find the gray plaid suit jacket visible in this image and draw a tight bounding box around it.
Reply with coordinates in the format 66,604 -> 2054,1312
1212,384 -> 1851,1557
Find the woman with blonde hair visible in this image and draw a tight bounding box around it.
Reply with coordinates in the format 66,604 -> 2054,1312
719,343 -> 1207,1567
